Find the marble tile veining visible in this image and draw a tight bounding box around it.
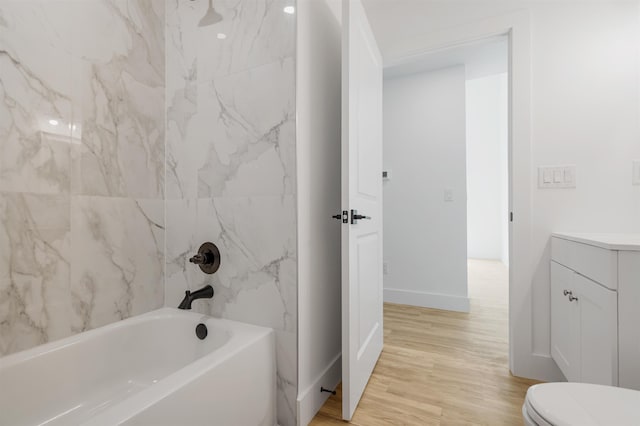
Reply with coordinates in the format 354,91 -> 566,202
71,0 -> 165,199
167,52 -> 296,200
167,196 -> 296,322
0,1 -> 73,195
165,198 -> 199,309
165,1 -> 298,423
196,196 -> 296,327
70,196 -> 165,332
196,57 -> 296,198
166,0 -> 200,95
167,0 -> 295,85
196,0 -> 296,80
0,192 -> 71,355
0,0 -> 167,358
166,83 -> 199,200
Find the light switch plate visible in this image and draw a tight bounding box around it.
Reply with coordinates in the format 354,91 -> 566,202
633,160 -> 640,186
538,165 -> 576,189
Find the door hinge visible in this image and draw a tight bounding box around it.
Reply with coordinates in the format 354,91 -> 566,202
510,212 -> 513,222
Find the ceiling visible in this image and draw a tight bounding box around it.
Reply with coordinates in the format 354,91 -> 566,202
360,0 -> 523,62
383,35 -> 508,79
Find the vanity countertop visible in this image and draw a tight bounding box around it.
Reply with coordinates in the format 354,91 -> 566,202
552,232 -> 640,252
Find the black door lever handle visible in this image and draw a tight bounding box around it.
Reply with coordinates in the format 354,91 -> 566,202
332,214 -> 341,220
350,209 -> 371,224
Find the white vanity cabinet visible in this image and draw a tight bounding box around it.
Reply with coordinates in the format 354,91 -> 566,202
550,261 -> 581,382
550,259 -> 617,385
550,233 -> 640,389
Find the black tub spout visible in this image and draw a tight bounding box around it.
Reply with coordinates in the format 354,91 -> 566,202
178,285 -> 214,310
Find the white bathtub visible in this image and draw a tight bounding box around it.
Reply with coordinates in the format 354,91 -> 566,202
0,308 -> 276,426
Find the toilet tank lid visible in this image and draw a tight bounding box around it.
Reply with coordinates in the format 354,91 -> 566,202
527,383 -> 640,426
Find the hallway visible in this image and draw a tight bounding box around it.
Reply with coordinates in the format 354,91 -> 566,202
311,260 -> 538,425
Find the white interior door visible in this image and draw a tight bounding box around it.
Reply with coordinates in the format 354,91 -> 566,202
341,0 -> 384,420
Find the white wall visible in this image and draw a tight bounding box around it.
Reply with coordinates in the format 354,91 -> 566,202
466,72 -> 509,262
296,0 -> 343,424
366,0 -> 640,381
525,1 -> 640,362
383,65 -> 470,312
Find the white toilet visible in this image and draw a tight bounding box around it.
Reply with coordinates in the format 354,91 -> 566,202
522,382 -> 640,425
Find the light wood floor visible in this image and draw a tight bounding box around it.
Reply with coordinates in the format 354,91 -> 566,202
310,259 -> 540,425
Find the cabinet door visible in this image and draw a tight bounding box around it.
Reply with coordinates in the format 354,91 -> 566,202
618,251 -> 640,390
551,261 -> 580,381
575,273 -> 618,386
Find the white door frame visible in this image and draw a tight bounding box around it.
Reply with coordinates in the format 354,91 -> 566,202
384,11 -> 558,381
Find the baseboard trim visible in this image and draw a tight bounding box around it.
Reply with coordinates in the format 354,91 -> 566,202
512,352 -> 565,383
297,354 -> 341,426
384,288 -> 470,313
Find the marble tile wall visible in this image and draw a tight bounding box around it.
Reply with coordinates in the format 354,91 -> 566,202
0,1 -> 165,355
2,1 -> 298,424
164,1 -> 298,425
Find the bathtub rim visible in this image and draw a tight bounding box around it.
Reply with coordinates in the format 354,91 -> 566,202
0,307 -> 272,368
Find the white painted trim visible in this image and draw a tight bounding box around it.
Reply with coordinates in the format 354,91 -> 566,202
382,10 -> 563,382
296,354 -> 341,426
384,288 -> 470,313
296,1 -> 344,423
384,11 -> 524,68
530,353 -> 565,382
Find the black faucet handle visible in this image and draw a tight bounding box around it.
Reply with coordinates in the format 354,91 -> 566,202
189,242 -> 221,274
189,254 -> 207,264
